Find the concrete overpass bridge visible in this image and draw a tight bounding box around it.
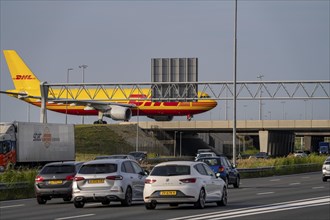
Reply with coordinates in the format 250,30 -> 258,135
134,119 -> 330,156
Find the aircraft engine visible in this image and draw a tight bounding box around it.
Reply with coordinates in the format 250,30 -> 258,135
104,106 -> 132,121
147,115 -> 174,121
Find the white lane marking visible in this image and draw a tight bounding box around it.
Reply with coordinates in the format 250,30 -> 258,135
289,182 -> 301,185
270,179 -> 280,182
257,192 -> 275,195
54,214 -> 95,220
0,204 -> 25,209
167,196 -> 330,220
312,186 -> 325,189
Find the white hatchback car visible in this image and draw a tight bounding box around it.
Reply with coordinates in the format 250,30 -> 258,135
72,159 -> 148,208
143,161 -> 227,209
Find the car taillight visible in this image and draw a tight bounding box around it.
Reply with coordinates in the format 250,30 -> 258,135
145,179 -> 157,184
74,176 -> 85,181
106,175 -> 123,180
66,175 -> 74,181
179,178 -> 196,183
218,166 -> 225,173
35,176 -> 44,183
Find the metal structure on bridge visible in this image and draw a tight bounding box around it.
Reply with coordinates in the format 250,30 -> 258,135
42,80 -> 330,101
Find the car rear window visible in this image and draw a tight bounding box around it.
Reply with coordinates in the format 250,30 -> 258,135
79,163 -> 117,174
150,165 -> 190,176
199,158 -> 221,166
40,165 -> 75,174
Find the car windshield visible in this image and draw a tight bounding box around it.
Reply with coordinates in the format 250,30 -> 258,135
79,163 -> 117,174
129,152 -> 144,157
40,165 -> 75,174
199,158 -> 221,166
150,165 -> 190,176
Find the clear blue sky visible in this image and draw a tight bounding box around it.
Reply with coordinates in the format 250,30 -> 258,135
0,0 -> 329,124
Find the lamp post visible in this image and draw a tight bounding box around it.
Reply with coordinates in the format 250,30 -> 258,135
257,74 -> 264,120
179,132 -> 183,157
232,0 -> 238,166
243,105 -> 247,120
174,131 -> 177,157
79,65 -> 88,124
303,99 -> 307,120
281,101 -> 286,120
65,68 -> 73,124
136,107 -> 139,152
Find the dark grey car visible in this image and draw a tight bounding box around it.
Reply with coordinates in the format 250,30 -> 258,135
34,161 -> 84,204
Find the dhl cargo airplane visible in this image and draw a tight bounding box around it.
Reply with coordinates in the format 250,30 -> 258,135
0,50 -> 217,124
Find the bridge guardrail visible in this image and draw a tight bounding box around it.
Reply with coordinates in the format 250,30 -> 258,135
0,181 -> 30,191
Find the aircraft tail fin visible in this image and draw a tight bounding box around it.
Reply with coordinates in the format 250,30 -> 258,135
3,50 -> 41,92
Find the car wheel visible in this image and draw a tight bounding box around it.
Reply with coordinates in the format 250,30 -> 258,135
233,176 -> 240,188
217,186 -> 228,206
194,188 -> 206,209
36,196 -> 47,204
145,202 -> 156,210
323,177 -> 327,182
74,200 -> 85,208
63,197 -> 72,202
121,186 -> 132,206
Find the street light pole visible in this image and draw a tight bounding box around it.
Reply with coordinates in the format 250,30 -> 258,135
179,132 -> 183,157
281,101 -> 286,120
66,68 -> 73,124
174,131 -> 177,157
136,107 -> 139,152
232,0 -> 238,166
257,74 -> 264,120
79,65 -> 88,124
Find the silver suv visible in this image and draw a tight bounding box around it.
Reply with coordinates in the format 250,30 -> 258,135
322,156 -> 330,182
72,158 -> 148,208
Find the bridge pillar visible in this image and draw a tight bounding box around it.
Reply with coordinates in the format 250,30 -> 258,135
259,130 -> 295,157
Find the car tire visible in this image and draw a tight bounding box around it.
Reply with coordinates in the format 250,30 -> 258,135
194,188 -> 206,209
36,196 -> 47,204
121,186 -> 132,206
145,202 -> 157,210
217,186 -> 228,206
233,176 -> 240,188
73,200 -> 85,208
63,197 -> 72,202
323,177 -> 327,182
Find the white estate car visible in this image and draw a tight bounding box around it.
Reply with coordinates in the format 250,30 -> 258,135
143,161 -> 227,209
72,159 -> 148,208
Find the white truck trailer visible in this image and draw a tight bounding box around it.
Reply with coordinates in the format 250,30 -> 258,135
0,122 -> 75,171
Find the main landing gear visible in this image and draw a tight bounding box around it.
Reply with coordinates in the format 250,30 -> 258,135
93,120 -> 107,124
93,111 -> 107,124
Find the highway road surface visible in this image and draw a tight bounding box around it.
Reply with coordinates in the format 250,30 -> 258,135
1,172 -> 329,220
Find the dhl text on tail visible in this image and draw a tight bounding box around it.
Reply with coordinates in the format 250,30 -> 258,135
0,50 -> 217,124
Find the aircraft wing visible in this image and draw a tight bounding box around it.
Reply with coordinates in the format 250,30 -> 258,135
51,99 -> 137,111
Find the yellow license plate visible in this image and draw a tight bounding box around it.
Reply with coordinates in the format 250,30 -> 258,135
160,191 -> 176,196
49,180 -> 63,185
89,179 -> 104,184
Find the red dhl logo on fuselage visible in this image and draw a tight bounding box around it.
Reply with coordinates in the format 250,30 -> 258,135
13,75 -> 35,80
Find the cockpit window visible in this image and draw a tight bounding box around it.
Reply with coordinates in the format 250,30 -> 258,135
200,94 -> 210,98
